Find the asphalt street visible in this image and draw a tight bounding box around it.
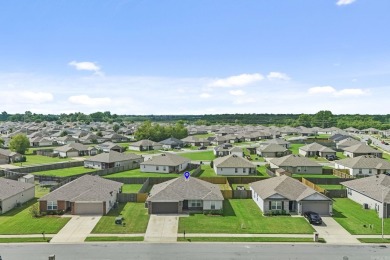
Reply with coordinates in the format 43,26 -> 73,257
0,243 -> 390,260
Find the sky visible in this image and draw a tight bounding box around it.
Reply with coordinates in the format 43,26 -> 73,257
0,0 -> 389,115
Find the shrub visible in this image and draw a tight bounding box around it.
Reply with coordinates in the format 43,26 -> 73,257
29,204 -> 41,218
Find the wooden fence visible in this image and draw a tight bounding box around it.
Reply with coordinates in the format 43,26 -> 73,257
9,161 -> 84,173
333,169 -> 353,179
301,178 -> 326,193
117,193 -> 149,203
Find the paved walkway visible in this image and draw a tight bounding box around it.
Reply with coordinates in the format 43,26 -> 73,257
50,215 -> 101,243
144,215 -> 179,242
312,217 -> 360,244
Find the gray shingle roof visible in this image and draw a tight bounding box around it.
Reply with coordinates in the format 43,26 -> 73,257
270,154 -> 321,167
86,151 -> 142,163
341,175 -> 390,203
0,178 -> 35,200
54,143 -> 89,153
257,144 -> 288,153
213,154 -> 256,168
141,153 -> 190,166
39,175 -> 123,202
147,176 -> 224,202
130,139 -> 161,147
336,156 -> 390,169
159,137 -> 184,146
249,175 -> 330,201
299,142 -> 336,153
262,138 -> 290,146
343,143 -> 381,154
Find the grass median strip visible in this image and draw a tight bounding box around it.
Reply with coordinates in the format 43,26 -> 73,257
85,236 -> 144,242
177,237 -> 324,243
358,238 -> 390,243
0,237 -> 51,243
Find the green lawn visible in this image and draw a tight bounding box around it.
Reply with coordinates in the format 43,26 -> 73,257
180,151 -> 216,161
318,184 -> 345,190
178,199 -> 315,234
121,184 -> 143,193
336,152 -> 347,159
333,198 -> 390,235
85,236 -> 144,242
14,155 -> 73,166
178,237 -> 321,243
198,164 -> 268,177
35,184 -> 50,198
32,166 -> 96,177
0,200 -> 70,235
105,168 -> 181,178
358,238 -> 390,243
289,144 -> 305,155
92,203 -> 149,234
0,237 -> 51,243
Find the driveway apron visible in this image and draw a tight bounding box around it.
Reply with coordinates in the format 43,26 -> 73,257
312,217 -> 360,244
50,215 -> 101,243
144,215 -> 179,242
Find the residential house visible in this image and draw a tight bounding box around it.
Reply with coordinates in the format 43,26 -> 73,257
39,175 -> 122,215
146,176 -> 224,214
335,138 -> 361,150
84,151 -> 143,169
343,143 -> 382,158
0,148 -> 23,164
261,138 -> 291,149
96,141 -> 125,153
298,142 -> 336,158
269,154 -> 323,174
213,154 -> 256,176
256,144 -> 290,158
341,175 -> 390,218
128,139 -> 163,151
54,143 -> 92,158
140,153 -> 190,173
159,137 -> 185,149
56,135 -> 78,145
250,175 -> 332,215
213,144 -> 243,157
0,178 -> 35,214
102,133 -> 128,143
181,136 -> 211,147
334,155 -> 390,176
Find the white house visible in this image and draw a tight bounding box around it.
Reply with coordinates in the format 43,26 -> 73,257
213,154 -> 256,176
0,178 -> 35,214
334,155 -> 390,176
341,175 -> 390,218
140,153 -> 190,173
343,143 -> 382,158
84,151 -> 143,169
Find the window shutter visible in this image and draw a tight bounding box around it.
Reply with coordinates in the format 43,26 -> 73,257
269,201 -> 271,210
282,201 -> 284,210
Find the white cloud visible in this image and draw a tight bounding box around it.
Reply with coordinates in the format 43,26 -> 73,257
233,97 -> 256,105
336,0 -> 356,6
308,86 -> 336,95
68,95 -> 111,106
199,93 -> 212,98
68,61 -> 101,73
267,72 -> 290,81
308,86 -> 368,97
20,91 -> 54,103
229,90 -> 246,96
209,73 -> 264,87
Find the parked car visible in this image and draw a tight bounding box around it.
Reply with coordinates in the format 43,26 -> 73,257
303,211 -> 323,225
326,155 -> 337,161
198,146 -> 207,150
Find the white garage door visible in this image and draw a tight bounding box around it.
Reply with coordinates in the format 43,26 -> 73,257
301,201 -> 330,216
74,202 -> 104,215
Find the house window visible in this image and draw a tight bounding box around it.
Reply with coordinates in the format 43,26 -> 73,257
211,202 -> 216,210
47,201 -> 58,211
368,169 -> 372,174
156,166 -> 159,170
243,168 -> 246,173
235,168 -> 238,173
143,165 -> 145,168
359,169 -> 362,174
271,201 -> 282,210
190,200 -> 202,207
163,166 -> 166,171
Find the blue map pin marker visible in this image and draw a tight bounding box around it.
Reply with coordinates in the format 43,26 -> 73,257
184,171 -> 190,180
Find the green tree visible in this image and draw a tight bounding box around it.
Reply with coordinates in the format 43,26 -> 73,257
60,130 -> 68,137
9,134 -> 30,155
0,138 -> 4,147
113,124 -> 120,133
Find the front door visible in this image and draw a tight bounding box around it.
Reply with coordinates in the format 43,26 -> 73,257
289,201 -> 295,211
183,200 -> 188,210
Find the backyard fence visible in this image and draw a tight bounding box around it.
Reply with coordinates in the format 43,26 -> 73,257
117,193 -> 148,203
10,161 -> 84,173
333,169 -> 353,178
301,178 -> 326,193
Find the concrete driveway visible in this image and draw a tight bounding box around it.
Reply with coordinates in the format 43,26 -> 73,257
312,217 -> 360,244
50,215 -> 101,243
144,215 -> 179,242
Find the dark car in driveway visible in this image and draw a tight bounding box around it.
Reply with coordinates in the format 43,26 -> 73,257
303,211 -> 323,225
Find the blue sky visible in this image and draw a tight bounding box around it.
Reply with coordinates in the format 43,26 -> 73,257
0,0 -> 389,115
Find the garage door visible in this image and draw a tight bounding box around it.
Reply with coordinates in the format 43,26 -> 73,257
151,202 -> 178,214
74,202 -> 104,215
301,201 -> 330,216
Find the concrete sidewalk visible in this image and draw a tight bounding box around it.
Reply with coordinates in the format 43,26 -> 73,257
50,215 -> 101,243
144,215 -> 179,242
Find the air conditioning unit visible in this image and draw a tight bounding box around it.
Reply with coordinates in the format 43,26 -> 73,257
363,203 -> 369,209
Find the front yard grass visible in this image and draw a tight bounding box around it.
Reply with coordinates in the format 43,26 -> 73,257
0,200 -> 70,235
15,155 -> 73,166
121,184 -> 143,193
358,238 -> 390,243
32,166 -> 96,177
333,198 -> 390,235
92,203 -> 149,234
85,236 -> 144,242
0,237 -> 51,243
289,144 -> 304,155
336,152 -> 347,159
180,151 -> 216,161
178,199 -> 315,234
